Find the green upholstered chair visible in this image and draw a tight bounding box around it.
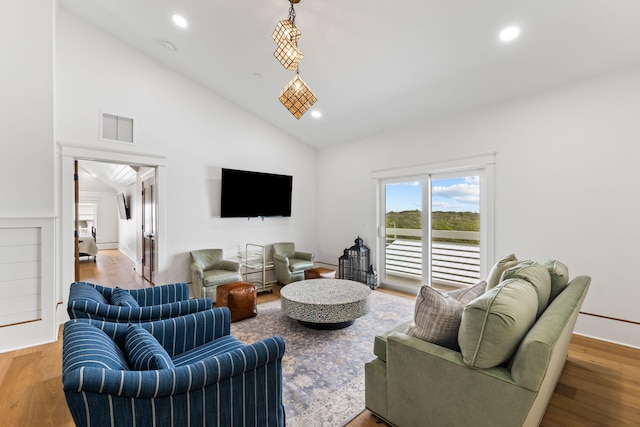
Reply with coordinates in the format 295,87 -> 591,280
190,249 -> 241,299
272,242 -> 314,285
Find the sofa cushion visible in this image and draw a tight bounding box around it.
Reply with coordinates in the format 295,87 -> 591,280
125,324 -> 175,370
203,270 -> 241,286
405,286 -> 464,350
288,258 -> 314,272
486,254 -> 519,290
110,287 -> 140,308
173,335 -> 245,367
446,280 -> 487,305
458,277 -> 538,368
501,260 -> 551,317
543,259 -> 570,302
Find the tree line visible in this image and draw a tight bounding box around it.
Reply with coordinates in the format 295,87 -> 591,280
386,210 -> 479,231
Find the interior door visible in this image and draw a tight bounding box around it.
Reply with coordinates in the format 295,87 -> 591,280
142,177 -> 156,283
74,160 -> 80,281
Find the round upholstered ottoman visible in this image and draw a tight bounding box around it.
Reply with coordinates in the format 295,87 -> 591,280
216,281 -> 257,322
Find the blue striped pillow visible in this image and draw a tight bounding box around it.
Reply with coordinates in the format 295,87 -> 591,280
124,324 -> 175,370
111,287 -> 140,308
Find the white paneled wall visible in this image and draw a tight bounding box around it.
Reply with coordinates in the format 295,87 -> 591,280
0,219 -> 56,352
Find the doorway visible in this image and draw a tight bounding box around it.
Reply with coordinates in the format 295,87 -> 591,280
74,160 -> 144,283
59,143 -> 167,314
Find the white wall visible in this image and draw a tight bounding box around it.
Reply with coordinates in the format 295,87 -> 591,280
0,0 -> 57,351
78,170 -> 120,249
0,0 -> 54,216
55,9 -> 318,288
78,190 -> 119,247
318,64 -> 640,348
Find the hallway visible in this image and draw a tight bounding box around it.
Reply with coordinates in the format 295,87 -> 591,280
79,248 -> 151,289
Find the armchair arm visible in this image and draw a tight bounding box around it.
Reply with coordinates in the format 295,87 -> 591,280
272,253 -> 289,266
221,259 -> 241,272
294,251 -> 315,262
190,262 -> 204,279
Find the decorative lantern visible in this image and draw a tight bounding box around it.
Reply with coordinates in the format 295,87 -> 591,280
338,248 -> 350,280
348,236 -> 369,284
366,265 -> 378,290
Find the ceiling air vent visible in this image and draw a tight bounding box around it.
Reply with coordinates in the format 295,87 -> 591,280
101,113 -> 134,143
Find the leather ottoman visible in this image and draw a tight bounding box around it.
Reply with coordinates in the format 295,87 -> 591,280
304,267 -> 337,280
216,281 -> 257,322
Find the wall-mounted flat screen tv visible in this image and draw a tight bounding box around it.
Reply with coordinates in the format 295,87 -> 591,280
221,168 -> 292,218
117,192 -> 130,220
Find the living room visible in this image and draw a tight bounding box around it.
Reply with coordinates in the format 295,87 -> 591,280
2,0 -> 640,425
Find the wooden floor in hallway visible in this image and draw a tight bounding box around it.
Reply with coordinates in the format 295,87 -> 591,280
79,248 -> 152,289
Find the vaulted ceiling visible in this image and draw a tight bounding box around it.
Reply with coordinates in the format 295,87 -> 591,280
59,0 -> 640,148
78,160 -> 137,192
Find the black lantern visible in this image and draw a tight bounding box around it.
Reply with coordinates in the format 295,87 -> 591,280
366,265 -> 378,290
348,236 -> 369,284
338,249 -> 350,280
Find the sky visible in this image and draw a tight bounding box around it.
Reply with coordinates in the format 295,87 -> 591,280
385,176 -> 480,212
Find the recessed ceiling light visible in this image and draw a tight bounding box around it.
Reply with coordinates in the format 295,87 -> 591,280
311,111 -> 322,119
499,25 -> 520,42
172,14 -> 188,28
160,40 -> 176,51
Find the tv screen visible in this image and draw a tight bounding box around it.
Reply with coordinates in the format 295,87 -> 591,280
117,193 -> 130,220
221,168 -> 292,218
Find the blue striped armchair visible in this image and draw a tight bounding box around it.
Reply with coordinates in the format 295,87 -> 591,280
67,281 -> 213,322
62,308 -> 286,427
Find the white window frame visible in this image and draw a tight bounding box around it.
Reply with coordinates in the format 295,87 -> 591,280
373,152 -> 495,294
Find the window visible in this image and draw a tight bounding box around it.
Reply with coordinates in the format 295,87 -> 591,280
78,202 -> 97,235
374,154 -> 494,292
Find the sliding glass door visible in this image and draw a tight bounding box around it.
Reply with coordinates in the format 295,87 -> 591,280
380,169 -> 484,291
429,173 -> 481,288
384,179 -> 424,283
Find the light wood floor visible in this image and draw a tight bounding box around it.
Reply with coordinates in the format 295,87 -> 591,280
0,249 -> 638,426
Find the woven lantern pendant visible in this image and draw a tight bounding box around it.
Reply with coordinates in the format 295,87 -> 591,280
272,20 -> 303,70
272,19 -> 301,46
273,0 -> 317,119
279,72 -> 317,119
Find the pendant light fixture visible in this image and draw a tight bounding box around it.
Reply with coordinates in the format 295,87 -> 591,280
272,0 -> 317,119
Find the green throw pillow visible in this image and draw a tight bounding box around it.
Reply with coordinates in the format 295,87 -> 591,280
486,254 -> 519,290
543,259 -> 570,302
458,277 -> 538,369
500,260 -> 551,317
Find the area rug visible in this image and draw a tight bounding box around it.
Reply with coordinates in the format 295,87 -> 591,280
230,290 -> 415,427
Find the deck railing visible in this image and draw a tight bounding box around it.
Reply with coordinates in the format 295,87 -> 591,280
385,228 -> 480,286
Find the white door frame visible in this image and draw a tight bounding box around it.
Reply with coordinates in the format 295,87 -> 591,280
57,142 -> 167,323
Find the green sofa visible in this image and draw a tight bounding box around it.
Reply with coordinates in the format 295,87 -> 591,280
365,270 -> 590,427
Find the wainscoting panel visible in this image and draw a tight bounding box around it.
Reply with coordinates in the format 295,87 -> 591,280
0,218 -> 55,352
